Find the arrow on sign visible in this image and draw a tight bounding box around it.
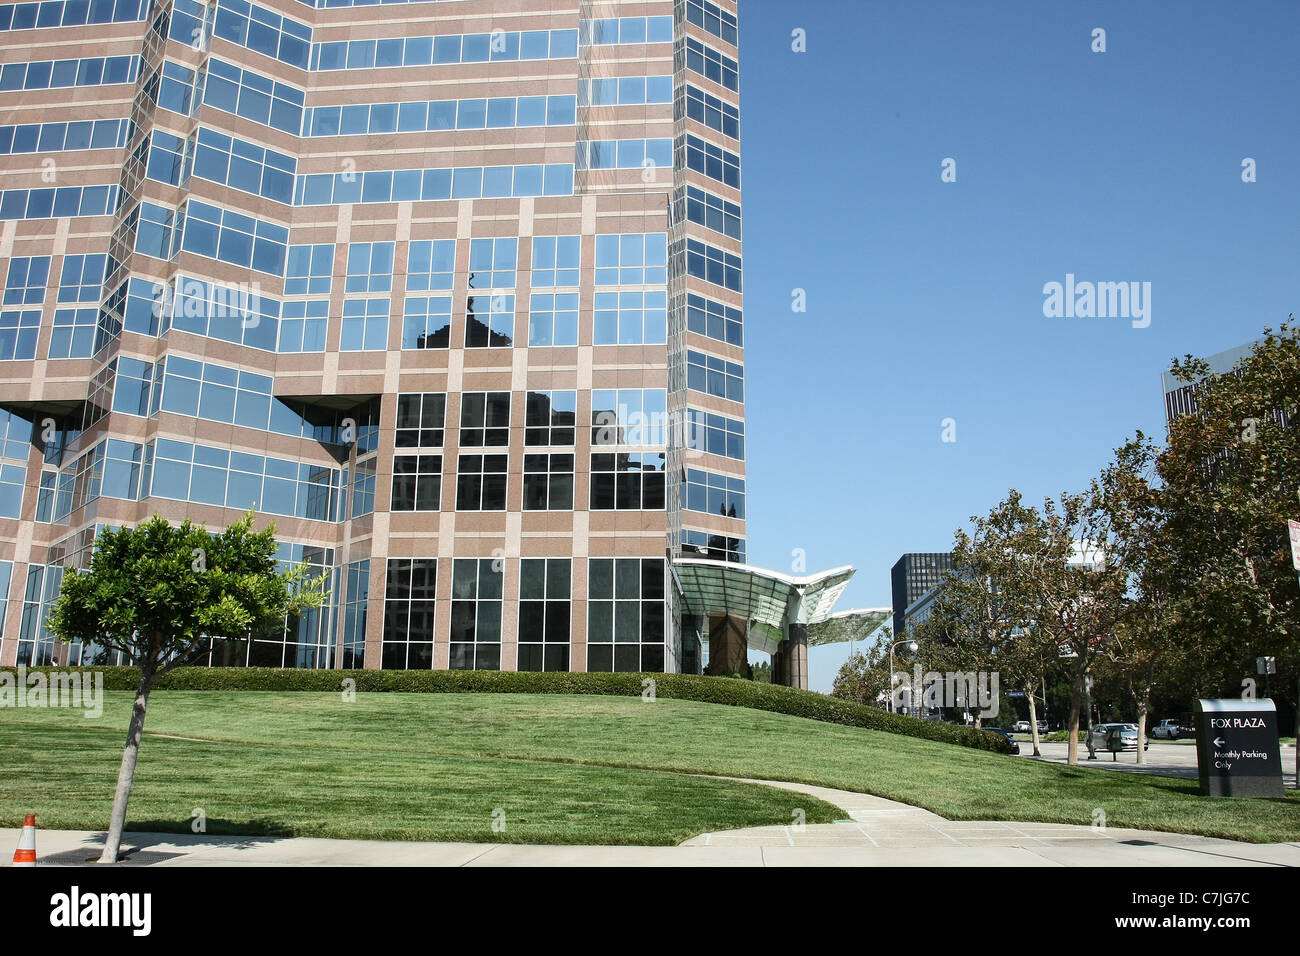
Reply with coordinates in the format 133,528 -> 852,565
1214,737 -> 1227,748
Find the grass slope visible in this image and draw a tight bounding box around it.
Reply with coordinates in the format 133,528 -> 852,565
3,691 -> 1298,844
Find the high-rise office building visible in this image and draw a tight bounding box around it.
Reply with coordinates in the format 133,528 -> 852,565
1161,337 -> 1293,433
890,552 -> 952,638
1161,340 -> 1258,423
0,0 -> 747,673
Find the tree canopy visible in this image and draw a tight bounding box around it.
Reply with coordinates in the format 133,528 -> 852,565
48,512 -> 325,676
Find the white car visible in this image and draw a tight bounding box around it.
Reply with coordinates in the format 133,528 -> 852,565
1150,719 -> 1183,740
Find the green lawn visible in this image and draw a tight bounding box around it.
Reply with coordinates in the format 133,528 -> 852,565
2,690 -> 1298,844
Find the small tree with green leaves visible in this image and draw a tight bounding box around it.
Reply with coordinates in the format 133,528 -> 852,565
831,629 -> 895,708
916,493 -> 1062,751
1089,433 -> 1192,762
46,512 -> 327,863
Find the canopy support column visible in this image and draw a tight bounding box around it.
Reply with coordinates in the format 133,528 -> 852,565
704,614 -> 749,678
772,641 -> 788,686
785,622 -> 808,691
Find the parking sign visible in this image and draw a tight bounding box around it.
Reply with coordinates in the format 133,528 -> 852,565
1290,519 -> 1300,571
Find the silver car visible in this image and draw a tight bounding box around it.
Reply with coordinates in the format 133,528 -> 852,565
1086,723 -> 1148,754
1150,719 -> 1182,740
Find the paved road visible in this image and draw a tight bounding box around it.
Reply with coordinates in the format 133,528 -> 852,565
5,778 -> 1298,867
1021,740 -> 1299,788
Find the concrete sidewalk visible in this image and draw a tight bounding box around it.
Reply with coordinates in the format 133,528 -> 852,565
5,778 -> 1298,867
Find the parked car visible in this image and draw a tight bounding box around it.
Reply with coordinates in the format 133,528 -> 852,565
1086,723 -> 1149,755
1150,719 -> 1182,740
1012,720 -> 1031,733
982,727 -> 1021,755
1036,720 -> 1049,734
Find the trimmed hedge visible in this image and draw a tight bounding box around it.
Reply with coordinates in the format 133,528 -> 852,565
2,666 -> 1013,754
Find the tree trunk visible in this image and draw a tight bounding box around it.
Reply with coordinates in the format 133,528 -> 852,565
1135,695 -> 1149,765
1026,682 -> 1041,757
1066,663 -> 1085,766
99,667 -> 155,863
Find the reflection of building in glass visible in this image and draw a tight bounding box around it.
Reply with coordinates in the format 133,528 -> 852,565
0,0 -> 748,676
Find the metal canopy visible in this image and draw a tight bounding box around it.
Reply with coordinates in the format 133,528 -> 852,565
807,607 -> 893,647
672,558 -> 855,655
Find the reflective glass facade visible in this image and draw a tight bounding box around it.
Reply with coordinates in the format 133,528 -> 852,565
0,0 -> 744,674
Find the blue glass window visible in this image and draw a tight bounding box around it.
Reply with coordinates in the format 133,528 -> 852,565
467,238 -> 516,290
57,254 -> 106,303
530,236 -> 580,288
285,243 -> 333,294
401,295 -> 451,350
341,297 -> 388,351
528,293 -> 578,347
4,256 -> 49,305
277,299 -> 328,353
48,308 -> 98,358
464,293 -> 514,348
406,239 -> 454,292
594,234 -> 667,286
345,242 -> 394,293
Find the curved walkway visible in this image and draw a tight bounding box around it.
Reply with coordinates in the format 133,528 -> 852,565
681,778 -> 1300,866
5,776 -> 1299,867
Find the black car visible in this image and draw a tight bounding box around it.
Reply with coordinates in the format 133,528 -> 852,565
981,727 -> 1020,755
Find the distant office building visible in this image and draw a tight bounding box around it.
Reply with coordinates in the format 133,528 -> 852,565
899,587 -> 938,640
1162,340 -> 1260,423
894,542 -> 1101,643
890,552 -> 952,638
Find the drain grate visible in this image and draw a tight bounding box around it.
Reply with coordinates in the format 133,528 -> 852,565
34,849 -> 185,866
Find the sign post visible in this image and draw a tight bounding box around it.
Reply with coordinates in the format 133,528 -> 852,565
1290,520 -> 1300,790
1193,699 -> 1285,797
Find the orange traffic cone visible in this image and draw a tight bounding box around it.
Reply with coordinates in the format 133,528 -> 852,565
12,814 -> 35,866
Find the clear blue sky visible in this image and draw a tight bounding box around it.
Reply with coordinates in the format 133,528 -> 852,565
734,0 -> 1300,691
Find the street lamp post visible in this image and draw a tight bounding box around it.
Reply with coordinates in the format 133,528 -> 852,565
888,639 -> 919,714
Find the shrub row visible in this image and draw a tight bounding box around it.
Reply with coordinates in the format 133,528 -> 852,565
3,666 -> 1013,754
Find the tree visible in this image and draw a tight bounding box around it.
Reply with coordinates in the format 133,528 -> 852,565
1158,323 -> 1300,784
928,489 -> 1132,764
1090,434 -> 1191,762
831,631 -> 894,708
46,513 -> 327,863
1033,488 -> 1135,765
916,493 -> 1062,754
